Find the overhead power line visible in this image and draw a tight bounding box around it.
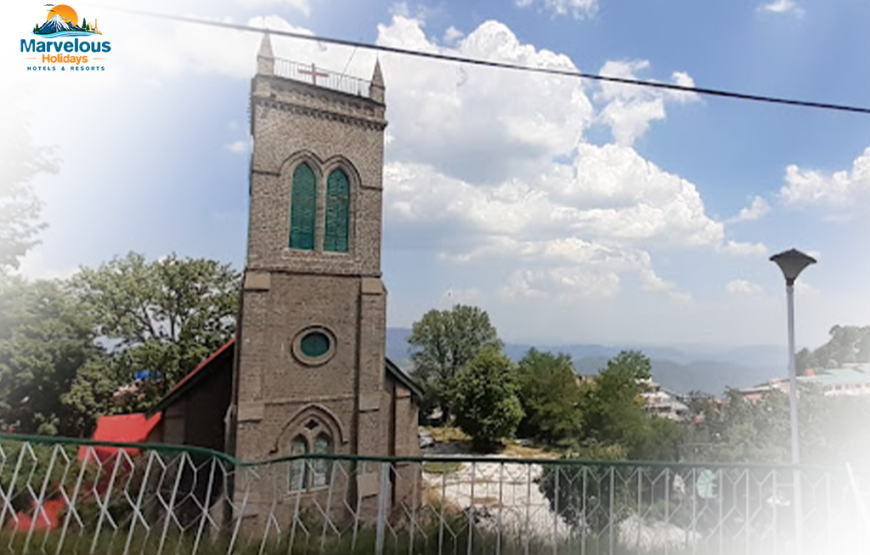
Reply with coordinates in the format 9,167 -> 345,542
101,6 -> 870,116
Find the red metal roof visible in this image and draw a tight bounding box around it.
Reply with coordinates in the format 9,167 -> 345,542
81,412 -> 162,462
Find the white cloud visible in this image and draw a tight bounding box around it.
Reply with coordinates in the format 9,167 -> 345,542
596,61 -> 699,146
443,26 -> 464,44
370,16 -> 755,303
727,279 -> 764,296
501,267 -> 621,301
759,0 -> 804,17
378,18 -> 593,183
515,0 -> 598,19
225,140 -> 249,154
233,0 -> 312,17
385,145 -> 725,251
720,240 -> 769,256
730,195 -> 771,223
779,146 -> 870,215
668,72 -> 700,103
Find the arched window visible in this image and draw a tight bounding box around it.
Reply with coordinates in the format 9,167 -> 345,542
324,169 -> 350,253
311,433 -> 333,488
289,435 -> 308,491
290,163 -> 316,250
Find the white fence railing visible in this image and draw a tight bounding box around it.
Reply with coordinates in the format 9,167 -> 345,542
0,434 -> 867,554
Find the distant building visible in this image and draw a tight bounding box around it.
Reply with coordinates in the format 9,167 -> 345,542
639,379 -> 689,421
739,365 -> 870,399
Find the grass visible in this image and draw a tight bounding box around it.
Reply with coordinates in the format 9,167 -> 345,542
422,461 -> 463,474
422,426 -> 561,459
501,442 -> 559,459
423,426 -> 470,443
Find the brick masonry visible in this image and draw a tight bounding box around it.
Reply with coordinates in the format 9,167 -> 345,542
231,35 -> 419,517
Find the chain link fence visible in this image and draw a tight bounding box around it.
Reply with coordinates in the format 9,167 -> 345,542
0,434 -> 867,554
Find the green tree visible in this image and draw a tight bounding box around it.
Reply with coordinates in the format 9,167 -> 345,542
0,110 -> 59,273
694,388 -> 791,463
71,252 -> 240,400
692,385 -> 870,466
578,351 -> 650,446
61,357 -> 128,435
796,324 -> 870,372
82,18 -> 87,30
515,348 -> 582,444
451,348 -> 523,449
576,351 -> 683,461
0,277 -> 102,435
408,304 -> 502,423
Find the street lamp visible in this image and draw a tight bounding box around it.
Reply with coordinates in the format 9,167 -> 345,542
770,247 -> 816,551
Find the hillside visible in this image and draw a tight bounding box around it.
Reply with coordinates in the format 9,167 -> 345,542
386,328 -> 783,396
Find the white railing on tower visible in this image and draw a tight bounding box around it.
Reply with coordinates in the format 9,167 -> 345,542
272,58 -> 373,98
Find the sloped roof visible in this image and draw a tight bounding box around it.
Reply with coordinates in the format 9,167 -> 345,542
385,358 -> 423,400
148,338 -> 236,415
801,366 -> 870,387
83,412 -> 162,461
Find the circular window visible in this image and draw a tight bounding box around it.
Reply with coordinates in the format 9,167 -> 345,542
300,332 -> 330,358
292,326 -> 336,366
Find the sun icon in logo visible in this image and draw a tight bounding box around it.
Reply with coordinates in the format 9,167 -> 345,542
47,4 -> 78,26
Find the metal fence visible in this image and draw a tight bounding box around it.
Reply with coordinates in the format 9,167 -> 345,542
0,434 -> 868,555
272,58 -> 373,98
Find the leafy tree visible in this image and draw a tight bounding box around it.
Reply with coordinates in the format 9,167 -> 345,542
693,386 -> 870,466
0,253 -> 241,437
796,324 -> 870,372
408,304 -> 501,423
515,348 -> 582,444
578,351 -> 649,446
451,348 -> 523,449
0,277 -> 102,435
575,351 -> 683,461
61,357 -> 127,435
0,110 -> 59,273
536,352 -> 686,533
71,252 -> 240,399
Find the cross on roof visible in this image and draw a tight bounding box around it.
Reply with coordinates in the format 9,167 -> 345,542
298,63 -> 329,86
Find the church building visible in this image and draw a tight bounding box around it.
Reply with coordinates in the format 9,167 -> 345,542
142,33 -> 422,515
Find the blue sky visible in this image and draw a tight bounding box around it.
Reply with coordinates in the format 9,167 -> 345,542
4,0 -> 870,349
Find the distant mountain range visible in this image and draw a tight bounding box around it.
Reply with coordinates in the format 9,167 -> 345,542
385,328 -> 786,396
38,14 -> 83,34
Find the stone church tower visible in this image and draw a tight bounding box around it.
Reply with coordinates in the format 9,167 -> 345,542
231,33 -> 414,486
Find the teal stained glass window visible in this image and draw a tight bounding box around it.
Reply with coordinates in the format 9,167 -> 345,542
324,169 -> 350,253
311,434 -> 332,487
300,331 -> 331,358
290,163 -> 316,250
289,436 -> 308,491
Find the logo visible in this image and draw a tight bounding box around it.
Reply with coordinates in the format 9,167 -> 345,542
34,4 -> 101,38
21,4 -> 110,71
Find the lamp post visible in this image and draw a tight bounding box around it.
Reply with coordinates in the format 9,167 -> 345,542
770,248 -> 816,551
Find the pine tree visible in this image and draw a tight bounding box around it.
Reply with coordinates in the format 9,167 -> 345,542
82,18 -> 87,31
